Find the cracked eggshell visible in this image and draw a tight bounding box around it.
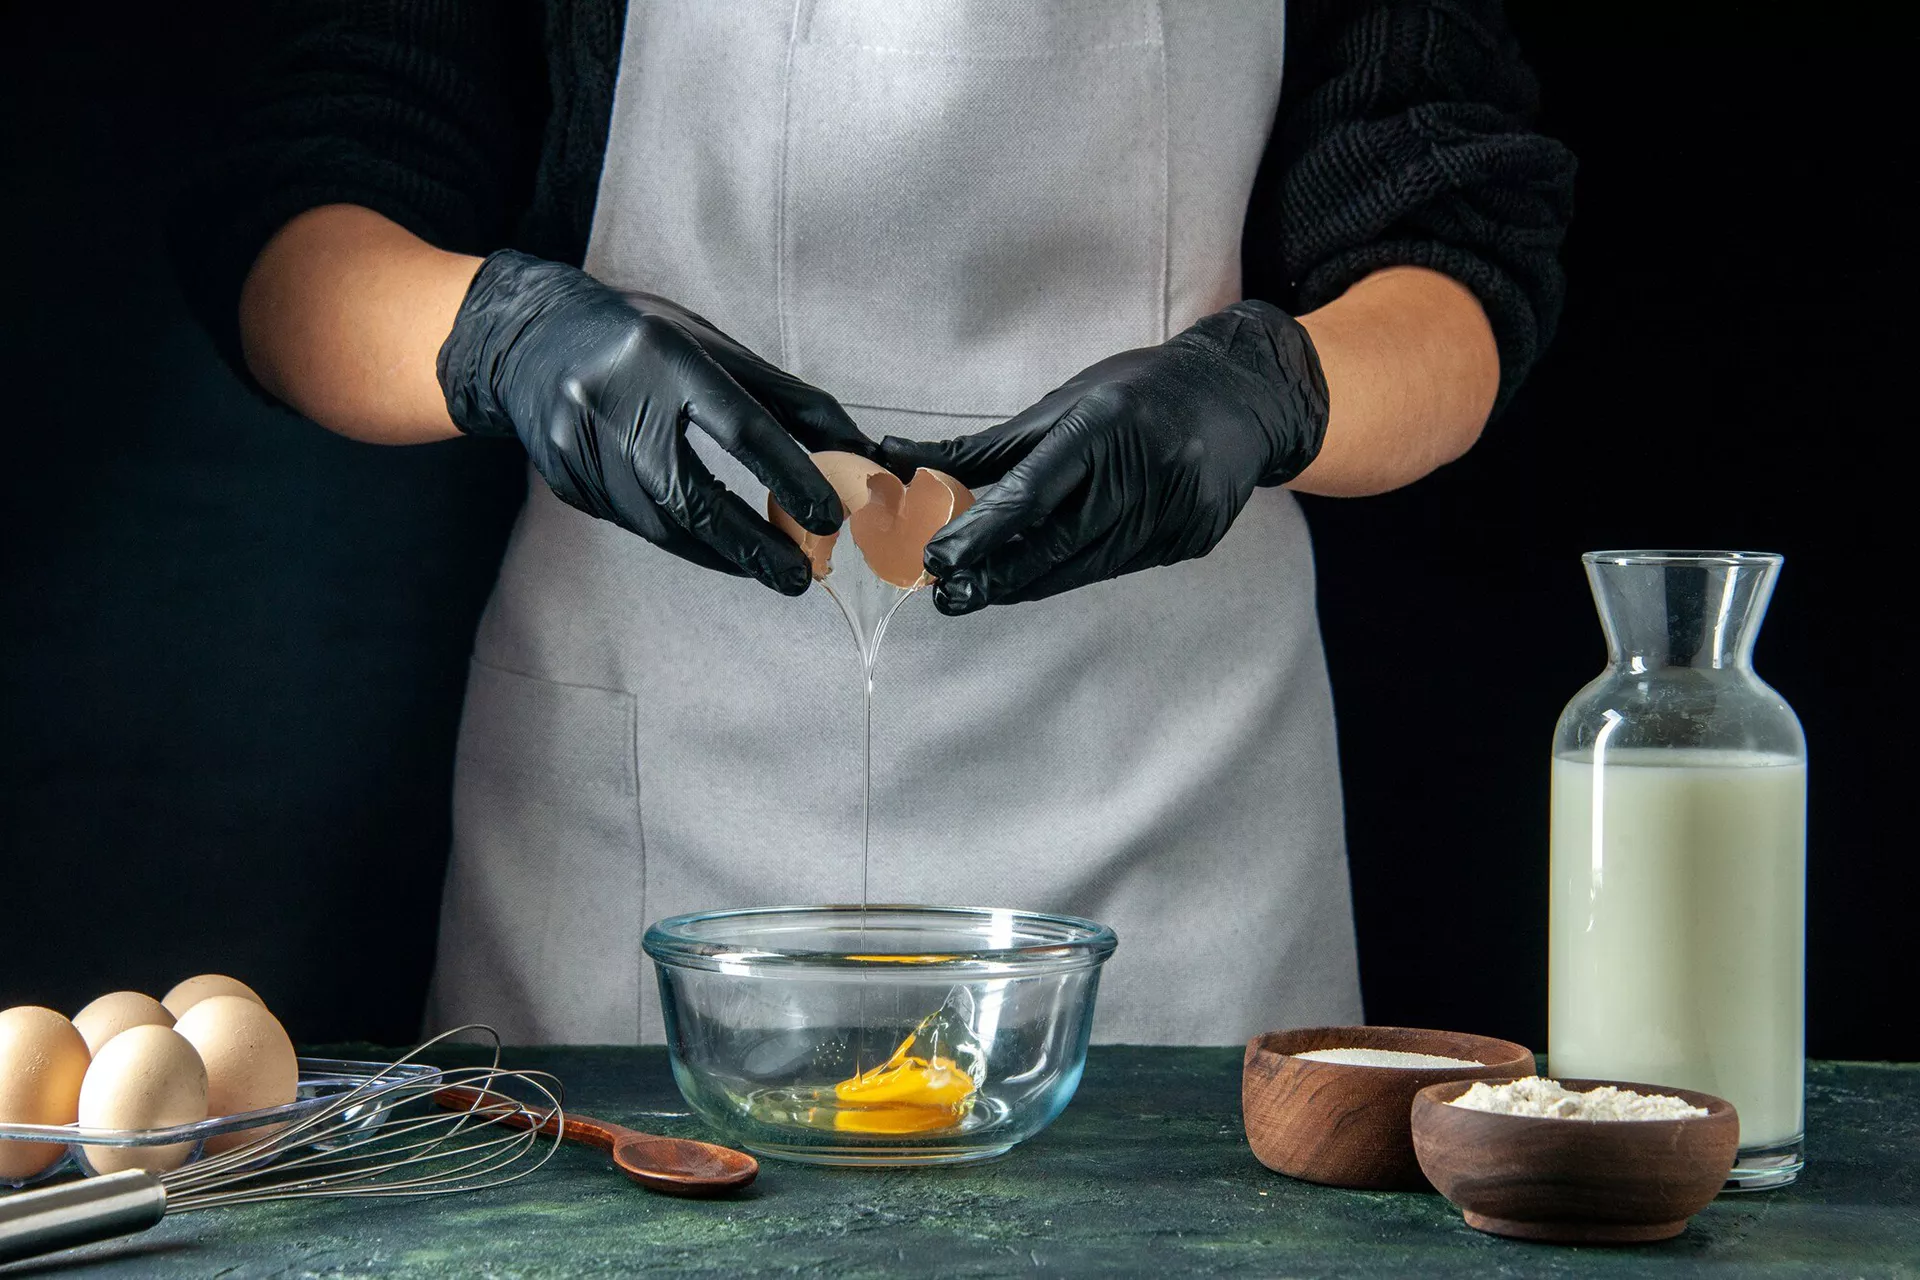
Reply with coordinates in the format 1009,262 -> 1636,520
0,1006 -> 91,1181
78,1025 -> 209,1175
73,991 -> 174,1057
852,467 -> 975,589
767,451 -> 893,579
160,974 -> 265,1021
769,452 -> 975,589
172,995 -> 297,1155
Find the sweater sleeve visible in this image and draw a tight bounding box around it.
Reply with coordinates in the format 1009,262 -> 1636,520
167,0 -> 548,388
1244,0 -> 1577,412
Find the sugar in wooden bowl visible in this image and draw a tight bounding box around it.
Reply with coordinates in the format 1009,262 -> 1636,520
1242,1026 -> 1535,1190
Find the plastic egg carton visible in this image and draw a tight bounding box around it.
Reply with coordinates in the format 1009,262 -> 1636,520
0,1057 -> 439,1188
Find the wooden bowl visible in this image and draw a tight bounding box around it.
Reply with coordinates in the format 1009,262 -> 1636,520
1242,1026 -> 1534,1190
1411,1078 -> 1739,1243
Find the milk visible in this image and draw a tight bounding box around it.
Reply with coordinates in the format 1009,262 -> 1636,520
1549,748 -> 1806,1148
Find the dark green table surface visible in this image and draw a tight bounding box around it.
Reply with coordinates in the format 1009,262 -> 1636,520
11,1049 -> 1917,1278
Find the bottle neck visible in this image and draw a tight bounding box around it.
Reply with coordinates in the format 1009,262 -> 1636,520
1587,553 -> 1780,676
1602,640 -> 1757,676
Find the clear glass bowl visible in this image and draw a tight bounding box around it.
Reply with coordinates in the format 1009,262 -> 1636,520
643,905 -> 1117,1166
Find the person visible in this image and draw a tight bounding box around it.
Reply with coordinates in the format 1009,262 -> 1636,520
174,0 -> 1574,1044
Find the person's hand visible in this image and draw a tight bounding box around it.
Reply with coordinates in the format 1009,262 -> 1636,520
877,300 -> 1330,615
436,249 -> 874,595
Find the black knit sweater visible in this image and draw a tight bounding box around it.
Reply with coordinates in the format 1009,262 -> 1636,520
171,0 -> 1575,411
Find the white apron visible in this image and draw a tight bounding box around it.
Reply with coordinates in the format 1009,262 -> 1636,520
427,0 -> 1362,1045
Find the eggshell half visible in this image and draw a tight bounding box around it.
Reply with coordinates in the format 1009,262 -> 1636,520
172,996 -> 297,1155
0,1006 -> 91,1181
161,974 -> 265,1021
73,992 -> 175,1057
854,467 -> 975,589
78,1025 -> 209,1175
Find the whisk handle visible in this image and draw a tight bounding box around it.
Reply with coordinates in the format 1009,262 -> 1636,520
0,1169 -> 167,1265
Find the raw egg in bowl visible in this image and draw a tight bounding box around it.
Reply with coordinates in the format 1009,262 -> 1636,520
643,905 -> 1117,1165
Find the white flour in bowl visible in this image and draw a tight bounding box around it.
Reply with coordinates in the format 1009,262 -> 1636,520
1293,1048 -> 1485,1069
1449,1076 -> 1707,1121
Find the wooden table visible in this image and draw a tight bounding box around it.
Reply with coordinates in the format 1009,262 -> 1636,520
24,1049 -> 1919,1277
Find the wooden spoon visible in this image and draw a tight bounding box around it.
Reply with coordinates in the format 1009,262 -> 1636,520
434,1085 -> 758,1197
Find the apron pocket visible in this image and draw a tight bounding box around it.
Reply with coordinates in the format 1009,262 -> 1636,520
435,660 -> 644,1044
780,0 -> 1169,418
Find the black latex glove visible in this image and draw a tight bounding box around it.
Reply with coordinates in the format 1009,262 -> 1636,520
877,299 -> 1329,615
437,249 -> 874,595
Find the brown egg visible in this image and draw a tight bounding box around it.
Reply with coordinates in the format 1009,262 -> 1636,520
0,1006 -> 91,1182
172,996 -> 297,1155
160,974 -> 265,1020
77,1025 -> 209,1175
769,451 -> 974,588
72,991 -> 174,1057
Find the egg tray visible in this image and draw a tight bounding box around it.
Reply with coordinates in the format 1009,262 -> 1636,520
0,1057 -> 439,1189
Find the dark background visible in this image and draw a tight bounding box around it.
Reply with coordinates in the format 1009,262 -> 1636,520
4,5 -> 1909,1057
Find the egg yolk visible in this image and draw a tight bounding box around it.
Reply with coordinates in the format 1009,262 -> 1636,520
843,954 -> 958,963
831,1031 -> 976,1133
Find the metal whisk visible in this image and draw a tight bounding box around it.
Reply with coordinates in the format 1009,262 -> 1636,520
0,1027 -> 563,1266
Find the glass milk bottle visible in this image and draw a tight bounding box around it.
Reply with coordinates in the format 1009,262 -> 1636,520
1549,551 -> 1807,1189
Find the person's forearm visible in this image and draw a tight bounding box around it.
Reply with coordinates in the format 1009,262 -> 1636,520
239,204 -> 482,443
1287,266 -> 1500,497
